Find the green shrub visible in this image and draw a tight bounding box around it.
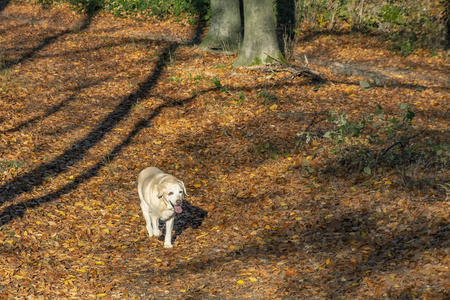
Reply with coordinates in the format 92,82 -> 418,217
33,0 -> 447,50
323,103 -> 448,175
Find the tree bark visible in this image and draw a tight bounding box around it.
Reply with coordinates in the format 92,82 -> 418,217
234,0 -> 285,67
199,0 -> 241,52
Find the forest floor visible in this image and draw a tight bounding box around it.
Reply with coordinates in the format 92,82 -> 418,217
0,2 -> 449,299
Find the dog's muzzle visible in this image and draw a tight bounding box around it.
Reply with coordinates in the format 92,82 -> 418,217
173,199 -> 183,213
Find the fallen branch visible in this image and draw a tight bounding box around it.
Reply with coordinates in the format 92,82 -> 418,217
262,52 -> 325,82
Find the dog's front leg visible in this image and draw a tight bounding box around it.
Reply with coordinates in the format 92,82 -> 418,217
164,217 -> 174,248
151,215 -> 161,237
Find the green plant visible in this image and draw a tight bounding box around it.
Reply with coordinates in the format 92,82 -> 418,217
214,64 -> 232,70
0,69 -> 12,92
0,160 -> 26,172
258,91 -> 278,105
302,158 -> 315,174
296,131 -> 319,145
256,143 -> 281,159
323,103 -> 424,174
359,77 -> 383,90
66,0 -> 105,14
102,0 -> 209,19
313,85 -> 325,92
380,5 -> 404,25
212,76 -> 221,87
237,91 -> 245,105
35,0 -> 54,8
168,50 -> 176,66
168,76 -> 182,82
294,0 -> 448,51
212,76 -> 228,92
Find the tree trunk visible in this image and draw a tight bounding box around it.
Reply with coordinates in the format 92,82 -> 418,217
199,0 -> 241,52
234,0 -> 285,67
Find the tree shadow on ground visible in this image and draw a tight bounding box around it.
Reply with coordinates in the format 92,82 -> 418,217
0,0 -> 9,13
0,77 -> 111,134
0,11 -> 208,226
124,204 -> 449,298
0,14 -> 93,72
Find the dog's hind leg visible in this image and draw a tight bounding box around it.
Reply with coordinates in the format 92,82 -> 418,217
140,201 -> 154,237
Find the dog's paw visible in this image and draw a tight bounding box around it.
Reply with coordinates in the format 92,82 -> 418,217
153,229 -> 162,237
146,227 -> 153,237
164,243 -> 173,248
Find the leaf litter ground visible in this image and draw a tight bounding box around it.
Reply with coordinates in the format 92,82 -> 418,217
0,3 -> 449,299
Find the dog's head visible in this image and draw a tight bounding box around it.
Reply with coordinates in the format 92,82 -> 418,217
157,179 -> 187,214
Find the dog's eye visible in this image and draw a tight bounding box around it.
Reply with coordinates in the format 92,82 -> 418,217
179,191 -> 182,194
168,192 -> 174,196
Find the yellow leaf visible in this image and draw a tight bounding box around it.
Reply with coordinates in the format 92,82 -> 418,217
281,203 -> 287,206
350,187 -> 356,192
326,258 -> 331,264
236,280 -> 245,284
153,140 -> 162,144
95,261 -> 105,265
249,277 -> 258,282
14,275 -> 23,279
97,293 -> 107,298
193,183 -> 201,188
384,181 -> 392,185
296,217 -> 302,221
156,258 -> 162,262
269,104 -> 278,110
103,229 -> 109,234
361,232 -> 367,237
77,269 -> 87,273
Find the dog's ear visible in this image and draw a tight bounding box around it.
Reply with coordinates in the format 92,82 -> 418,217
180,181 -> 188,196
157,184 -> 166,199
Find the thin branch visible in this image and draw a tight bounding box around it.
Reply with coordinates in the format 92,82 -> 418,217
379,130 -> 425,158
263,52 -> 286,65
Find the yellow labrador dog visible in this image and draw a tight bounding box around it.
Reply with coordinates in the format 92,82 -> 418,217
138,167 -> 186,248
